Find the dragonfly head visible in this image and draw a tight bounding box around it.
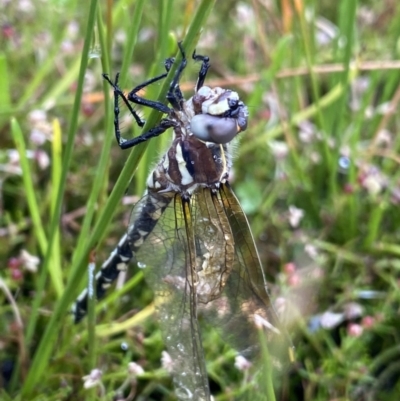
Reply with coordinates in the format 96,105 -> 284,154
190,86 -> 248,144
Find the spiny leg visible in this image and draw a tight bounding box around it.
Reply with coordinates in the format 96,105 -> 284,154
103,73 -> 175,149
118,118 -> 175,149
104,55 -> 174,126
192,50 -> 210,92
166,41 -> 188,111
126,56 -> 175,113
103,56 -> 175,149
103,72 -> 144,150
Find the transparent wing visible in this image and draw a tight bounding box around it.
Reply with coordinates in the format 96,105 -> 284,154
193,184 -> 287,359
217,183 -> 287,355
135,193 -> 211,401
134,185 -> 288,400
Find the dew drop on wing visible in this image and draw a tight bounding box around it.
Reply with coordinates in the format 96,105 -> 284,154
175,387 -> 193,400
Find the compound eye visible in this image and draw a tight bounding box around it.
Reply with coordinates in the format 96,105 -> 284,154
228,98 -> 239,109
190,114 -> 238,144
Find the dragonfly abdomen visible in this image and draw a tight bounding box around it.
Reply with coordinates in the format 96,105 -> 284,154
73,191 -> 173,323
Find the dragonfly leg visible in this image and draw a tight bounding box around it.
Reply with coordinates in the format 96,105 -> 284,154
192,49 -> 210,91
118,118 -> 175,149
102,56 -> 176,149
104,55 -> 174,125
126,56 -> 174,113
102,71 -> 144,136
166,41 -> 187,111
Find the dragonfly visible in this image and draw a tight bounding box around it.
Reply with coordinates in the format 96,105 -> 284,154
74,42 -> 288,400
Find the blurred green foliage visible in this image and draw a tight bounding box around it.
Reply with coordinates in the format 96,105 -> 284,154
1,0 -> 400,399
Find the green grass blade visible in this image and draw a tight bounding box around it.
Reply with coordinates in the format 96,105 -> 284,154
0,53 -> 11,113
21,0 -> 100,394
10,119 -> 48,262
118,0 -> 146,87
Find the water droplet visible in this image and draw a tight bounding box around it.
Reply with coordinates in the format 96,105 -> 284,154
175,386 -> 192,399
137,261 -> 147,269
120,342 -> 129,351
88,46 -> 101,59
338,156 -> 350,172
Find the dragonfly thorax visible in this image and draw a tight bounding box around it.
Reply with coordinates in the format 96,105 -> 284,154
146,86 -> 248,195
146,134 -> 230,195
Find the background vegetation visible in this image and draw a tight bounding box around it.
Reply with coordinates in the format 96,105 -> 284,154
1,0 -> 400,399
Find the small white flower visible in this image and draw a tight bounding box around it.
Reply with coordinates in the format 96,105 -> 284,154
19,250 -> 40,273
298,121 -> 317,143
4,150 -> 22,175
82,368 -> 102,389
234,355 -> 252,371
30,129 -> 48,146
375,129 -> 392,147
236,4 -> 254,26
358,164 -> 387,196
344,302 -> 363,320
7,149 -> 20,164
320,311 -> 344,329
28,110 -> 47,124
28,110 -> 52,143
128,362 -> 144,376
35,150 -> 50,170
304,244 -> 318,259
288,206 -> 304,228
363,174 -> 383,196
268,141 -> 289,160
17,0 -> 34,13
